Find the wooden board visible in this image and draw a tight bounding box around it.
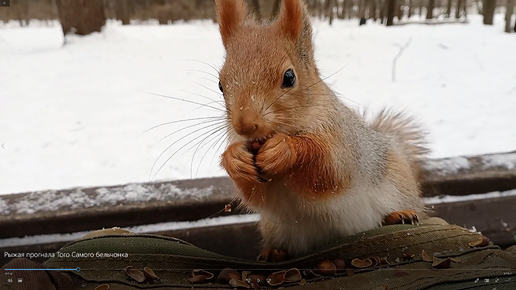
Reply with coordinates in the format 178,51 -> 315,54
1,194 -> 515,266
0,151 -> 515,240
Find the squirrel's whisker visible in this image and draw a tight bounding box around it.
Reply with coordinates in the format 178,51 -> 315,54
150,121 -> 225,180
158,119 -> 226,143
143,92 -> 225,112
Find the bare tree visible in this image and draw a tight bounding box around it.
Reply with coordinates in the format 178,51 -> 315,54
426,0 -> 435,19
445,0 -> 452,17
359,0 -> 367,24
325,0 -> 337,25
483,0 -> 496,24
371,0 -> 378,20
455,0 -> 464,18
114,0 -> 132,25
506,0 -> 514,32
56,0 -> 106,37
386,0 -> 396,25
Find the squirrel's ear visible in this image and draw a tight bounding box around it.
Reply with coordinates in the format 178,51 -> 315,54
215,0 -> 247,48
276,0 -> 305,42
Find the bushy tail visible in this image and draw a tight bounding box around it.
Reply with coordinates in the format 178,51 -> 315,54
366,109 -> 429,177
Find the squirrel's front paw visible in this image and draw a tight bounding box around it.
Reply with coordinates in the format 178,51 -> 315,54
256,134 -> 296,179
221,142 -> 258,182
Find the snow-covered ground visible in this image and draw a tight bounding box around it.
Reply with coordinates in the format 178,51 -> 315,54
1,14 -> 515,196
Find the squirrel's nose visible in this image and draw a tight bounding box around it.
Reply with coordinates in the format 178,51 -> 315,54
234,120 -> 258,137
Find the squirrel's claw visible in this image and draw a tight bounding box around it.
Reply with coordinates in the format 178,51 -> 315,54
383,210 -> 419,226
257,247 -> 287,262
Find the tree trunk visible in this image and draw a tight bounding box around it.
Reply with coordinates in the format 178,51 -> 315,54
505,0 -> 514,32
419,0 -> 424,16
346,0 -> 353,18
359,0 -> 367,24
114,0 -> 131,25
371,0 -> 378,20
326,0 -> 336,25
445,0 -> 452,17
455,0 -> 463,17
56,0 -> 106,36
426,0 -> 435,19
408,0 -> 414,17
387,0 -> 396,25
338,0 -> 345,19
483,0 -> 496,24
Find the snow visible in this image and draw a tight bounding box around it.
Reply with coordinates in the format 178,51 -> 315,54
422,156 -> 471,175
0,183 -> 216,215
0,214 -> 260,247
481,152 -> 516,170
423,188 -> 516,204
1,14 -> 516,196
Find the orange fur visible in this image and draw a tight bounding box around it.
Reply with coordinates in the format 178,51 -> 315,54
215,0 -> 247,48
215,0 -> 429,259
220,141 -> 267,206
276,0 -> 303,41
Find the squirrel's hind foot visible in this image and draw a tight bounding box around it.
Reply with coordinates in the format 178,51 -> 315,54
383,210 -> 420,226
257,247 -> 288,262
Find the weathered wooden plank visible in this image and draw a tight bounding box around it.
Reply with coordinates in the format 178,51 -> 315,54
1,194 -> 515,266
421,151 -> 516,197
1,151 -> 515,239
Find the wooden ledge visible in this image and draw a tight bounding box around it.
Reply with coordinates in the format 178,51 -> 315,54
0,151 -> 515,240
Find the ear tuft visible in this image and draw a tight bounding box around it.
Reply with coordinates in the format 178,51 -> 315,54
215,0 -> 247,48
277,0 -> 304,41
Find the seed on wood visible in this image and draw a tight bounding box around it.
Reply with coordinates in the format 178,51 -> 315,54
369,257 -> 380,267
451,257 -> 462,263
432,257 -> 451,269
241,270 -> 251,281
218,268 -> 241,283
229,278 -> 251,288
299,278 -> 307,286
191,269 -> 213,281
351,258 -> 373,268
189,275 -> 206,283
331,259 -> 346,272
402,253 -> 415,261
266,271 -> 286,286
380,257 -> 390,265
468,236 -> 490,247
124,266 -> 145,283
284,268 -> 302,282
94,284 -> 110,290
143,267 -> 160,280
346,268 -> 355,276
315,260 -> 337,276
302,269 -> 320,279
421,250 -> 433,262
224,204 -> 232,213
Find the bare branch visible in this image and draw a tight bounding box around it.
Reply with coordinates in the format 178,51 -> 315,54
392,37 -> 412,82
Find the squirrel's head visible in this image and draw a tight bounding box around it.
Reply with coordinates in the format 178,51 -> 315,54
215,0 -> 322,143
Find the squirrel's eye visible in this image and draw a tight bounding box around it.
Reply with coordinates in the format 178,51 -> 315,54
218,81 -> 224,93
282,68 -> 296,88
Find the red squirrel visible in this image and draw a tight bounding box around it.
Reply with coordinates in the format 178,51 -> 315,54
215,0 -> 428,261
